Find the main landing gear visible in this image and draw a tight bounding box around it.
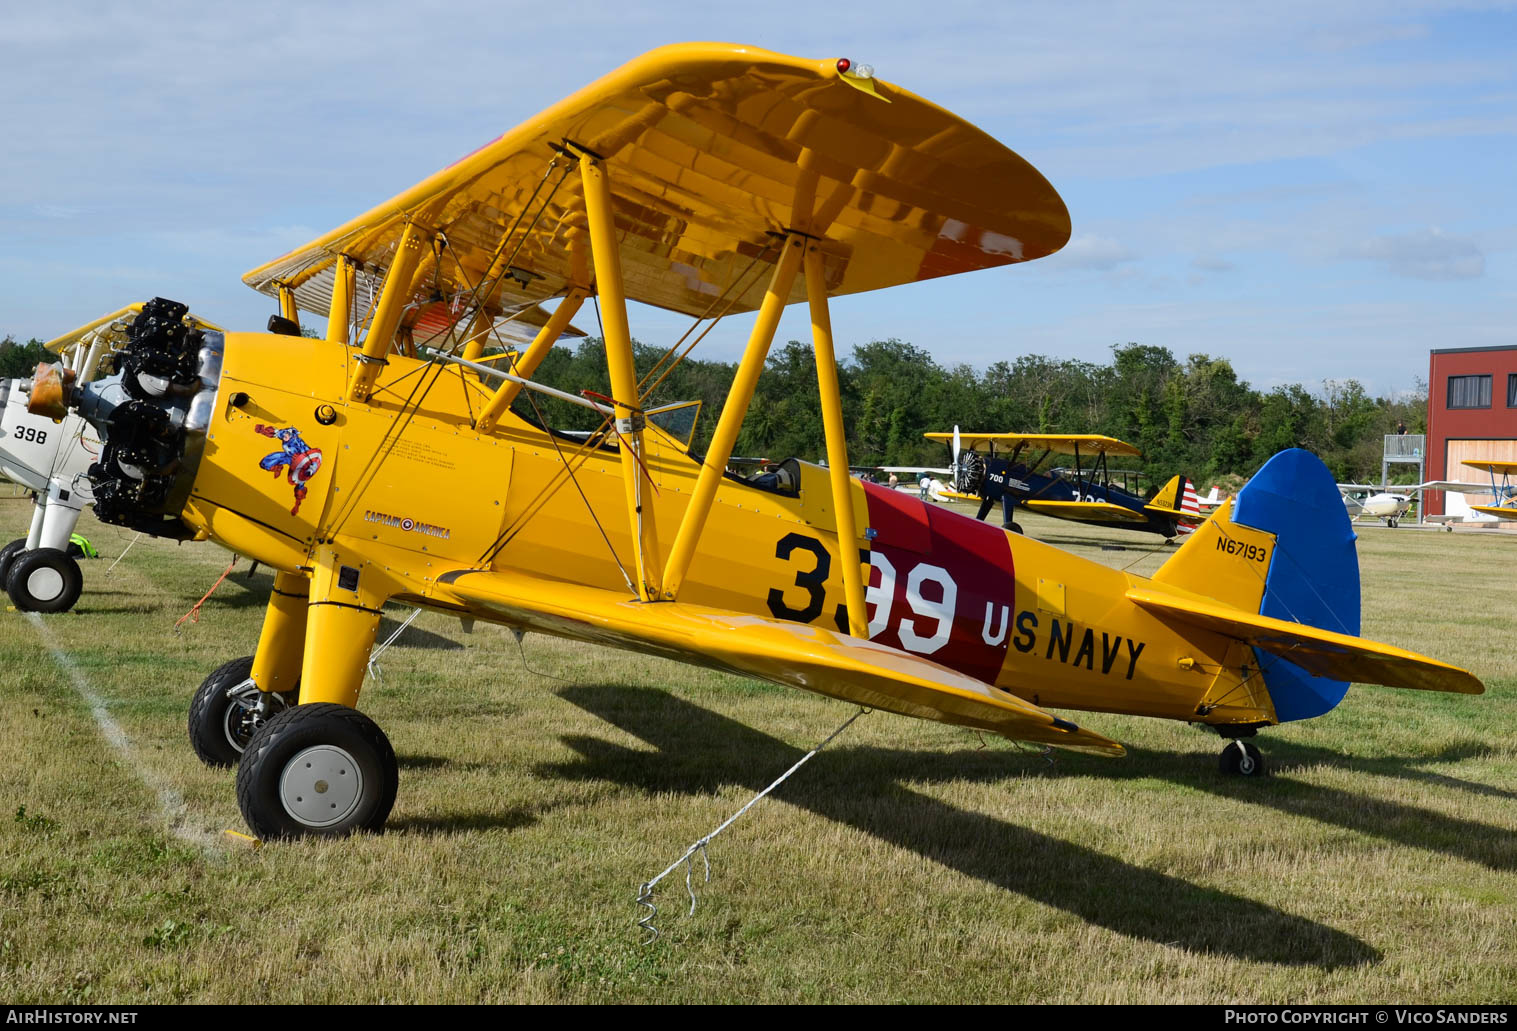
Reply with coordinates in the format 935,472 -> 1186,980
194,557 -> 399,839
236,704 -> 397,841
5,547 -> 83,613
188,657 -> 298,767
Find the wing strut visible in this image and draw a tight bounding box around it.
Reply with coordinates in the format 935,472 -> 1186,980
662,234 -> 806,599
326,256 -> 356,346
659,231 -> 868,638
806,241 -> 868,638
348,221 -> 429,403
577,147 -> 663,600
475,288 -> 589,432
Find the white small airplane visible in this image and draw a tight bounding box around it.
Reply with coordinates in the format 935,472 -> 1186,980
1338,484 -> 1415,527
1196,485 -> 1228,514
1423,491 -> 1503,531
879,425 -> 963,502
1419,462 -> 1517,528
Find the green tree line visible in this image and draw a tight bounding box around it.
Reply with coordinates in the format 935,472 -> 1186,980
3,330 -> 1424,485
517,338 -> 1427,485
0,337 -> 50,379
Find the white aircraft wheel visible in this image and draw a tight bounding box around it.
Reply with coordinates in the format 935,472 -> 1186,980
7,548 -> 82,614
236,704 -> 397,840
1219,739 -> 1265,777
187,656 -> 298,767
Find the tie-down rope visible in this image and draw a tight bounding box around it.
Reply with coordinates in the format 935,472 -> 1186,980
636,706 -> 869,943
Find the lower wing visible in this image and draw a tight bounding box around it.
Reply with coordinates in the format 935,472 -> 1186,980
435,568 -> 1124,756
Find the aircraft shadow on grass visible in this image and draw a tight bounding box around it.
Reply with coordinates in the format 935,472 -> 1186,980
539,684 -> 1381,969
1154,738 -> 1517,870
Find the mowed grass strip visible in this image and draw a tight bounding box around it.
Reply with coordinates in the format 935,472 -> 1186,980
0,500 -> 1513,1003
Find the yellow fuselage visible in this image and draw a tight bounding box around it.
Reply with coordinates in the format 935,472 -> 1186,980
184,332 -> 1275,728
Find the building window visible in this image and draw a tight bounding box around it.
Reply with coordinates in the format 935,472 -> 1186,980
1509,373 -> 1517,407
1448,374 -> 1491,409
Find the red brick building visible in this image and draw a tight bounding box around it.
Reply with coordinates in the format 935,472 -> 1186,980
1425,345 -> 1517,516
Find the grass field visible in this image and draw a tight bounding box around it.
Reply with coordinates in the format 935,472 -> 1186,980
0,498 -> 1514,1004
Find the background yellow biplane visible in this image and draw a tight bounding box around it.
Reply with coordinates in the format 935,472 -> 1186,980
925,428 -> 1202,539
28,43 -> 1480,840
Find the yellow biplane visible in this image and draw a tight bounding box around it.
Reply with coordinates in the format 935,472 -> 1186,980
925,429 -> 1202,539
30,44 -> 1481,839
1460,460 -> 1517,521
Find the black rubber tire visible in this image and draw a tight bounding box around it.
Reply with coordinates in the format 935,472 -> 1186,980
7,548 -> 82,613
1007,522 -> 1024,535
187,657 -> 299,767
236,703 -> 398,841
0,539 -> 27,591
1219,740 -> 1265,777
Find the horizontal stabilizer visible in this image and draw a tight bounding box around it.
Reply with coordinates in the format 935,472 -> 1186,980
439,568 -> 1123,756
1126,584 -> 1483,696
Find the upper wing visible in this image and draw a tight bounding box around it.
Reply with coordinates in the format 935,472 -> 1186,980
1461,460 -> 1517,476
411,300 -> 585,350
925,432 -> 1141,458
44,304 -> 222,356
243,43 -> 1069,322
435,567 -> 1123,756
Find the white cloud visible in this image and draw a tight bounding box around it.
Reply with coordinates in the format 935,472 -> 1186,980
1348,227 -> 1486,280
1055,234 -> 1138,270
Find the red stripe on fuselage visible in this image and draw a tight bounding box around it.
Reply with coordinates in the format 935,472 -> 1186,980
860,481 -> 1015,684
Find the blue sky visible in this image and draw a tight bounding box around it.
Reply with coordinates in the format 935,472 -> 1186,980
2,1 -> 1513,396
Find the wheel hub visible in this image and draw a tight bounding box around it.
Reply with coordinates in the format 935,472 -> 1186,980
25,566 -> 64,601
1235,740 -> 1256,775
222,681 -> 285,753
278,745 -> 364,828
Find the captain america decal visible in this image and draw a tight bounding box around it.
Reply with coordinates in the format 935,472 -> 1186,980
255,423 -> 322,516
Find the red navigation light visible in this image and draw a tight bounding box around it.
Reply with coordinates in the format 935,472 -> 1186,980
836,57 -> 851,74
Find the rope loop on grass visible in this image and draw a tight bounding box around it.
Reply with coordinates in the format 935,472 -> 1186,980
635,706 -> 869,944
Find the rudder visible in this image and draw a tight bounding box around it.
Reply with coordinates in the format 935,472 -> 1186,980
1153,449 -> 1360,721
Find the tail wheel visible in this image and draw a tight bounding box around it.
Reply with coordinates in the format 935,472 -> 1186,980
236,704 -> 398,841
0,539 -> 26,590
187,656 -> 298,767
7,548 -> 83,613
1219,740 -> 1265,777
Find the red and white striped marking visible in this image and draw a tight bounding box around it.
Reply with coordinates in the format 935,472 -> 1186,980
1176,478 -> 1201,536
